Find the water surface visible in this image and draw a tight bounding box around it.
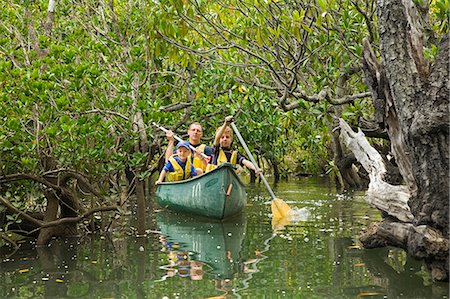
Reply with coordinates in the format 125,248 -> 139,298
1,177 -> 448,298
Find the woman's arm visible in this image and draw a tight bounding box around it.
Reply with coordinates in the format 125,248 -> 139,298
242,159 -> 261,175
214,122 -> 227,146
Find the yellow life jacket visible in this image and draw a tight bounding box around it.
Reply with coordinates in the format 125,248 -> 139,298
206,148 -> 237,172
166,155 -> 192,182
191,144 -> 207,171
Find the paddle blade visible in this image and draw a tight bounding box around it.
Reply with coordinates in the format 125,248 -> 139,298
271,198 -> 291,218
271,215 -> 291,231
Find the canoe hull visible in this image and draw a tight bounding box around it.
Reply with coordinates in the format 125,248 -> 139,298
155,163 -> 247,220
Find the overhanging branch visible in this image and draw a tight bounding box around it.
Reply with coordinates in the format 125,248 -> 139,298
38,205 -> 119,230
0,196 -> 43,227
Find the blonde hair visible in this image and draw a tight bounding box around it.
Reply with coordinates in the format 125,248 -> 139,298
188,122 -> 203,132
216,126 -> 233,139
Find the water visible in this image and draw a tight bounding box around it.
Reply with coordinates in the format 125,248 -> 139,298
0,177 -> 448,298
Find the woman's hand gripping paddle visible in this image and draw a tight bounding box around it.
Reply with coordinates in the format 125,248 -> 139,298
229,122 -> 291,218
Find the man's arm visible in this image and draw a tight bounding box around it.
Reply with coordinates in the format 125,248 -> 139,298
194,151 -> 208,169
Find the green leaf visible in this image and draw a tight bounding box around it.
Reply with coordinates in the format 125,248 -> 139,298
292,10 -> 301,22
318,0 -> 327,11
256,29 -> 263,46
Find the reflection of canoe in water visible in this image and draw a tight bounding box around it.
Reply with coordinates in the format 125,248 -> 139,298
156,211 -> 246,278
155,163 -> 247,220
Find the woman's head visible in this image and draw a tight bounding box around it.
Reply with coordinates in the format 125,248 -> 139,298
217,126 -> 233,148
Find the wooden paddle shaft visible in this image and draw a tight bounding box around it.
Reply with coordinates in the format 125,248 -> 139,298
152,122 -> 209,159
230,123 -> 277,200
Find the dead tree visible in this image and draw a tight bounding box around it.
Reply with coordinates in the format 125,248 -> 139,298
339,0 -> 449,279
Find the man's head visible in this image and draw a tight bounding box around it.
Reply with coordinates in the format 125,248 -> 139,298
188,122 -> 203,145
176,141 -> 191,161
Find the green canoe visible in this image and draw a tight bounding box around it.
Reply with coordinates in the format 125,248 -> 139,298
156,211 -> 246,278
155,163 -> 247,220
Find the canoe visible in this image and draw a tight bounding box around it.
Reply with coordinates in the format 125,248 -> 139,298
156,211 -> 246,278
155,163 -> 247,220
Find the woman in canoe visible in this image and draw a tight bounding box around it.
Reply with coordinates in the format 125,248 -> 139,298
206,116 -> 261,175
156,141 -> 198,184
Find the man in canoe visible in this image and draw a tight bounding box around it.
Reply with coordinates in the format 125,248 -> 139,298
206,116 -> 261,175
164,122 -> 213,174
156,141 -> 198,184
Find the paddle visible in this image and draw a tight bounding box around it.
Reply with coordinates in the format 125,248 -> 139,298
229,122 -> 292,218
152,122 -> 210,161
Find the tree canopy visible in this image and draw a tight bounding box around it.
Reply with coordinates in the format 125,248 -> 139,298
0,0 -> 448,280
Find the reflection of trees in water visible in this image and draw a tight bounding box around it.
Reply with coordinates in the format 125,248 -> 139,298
0,237 -> 95,298
1,196 -> 445,298
237,233 -> 276,288
0,235 -> 152,298
214,278 -> 235,299
330,237 -> 448,298
360,247 -> 448,298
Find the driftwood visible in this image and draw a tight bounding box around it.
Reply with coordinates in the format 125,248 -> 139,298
339,118 -> 449,281
339,119 -> 413,222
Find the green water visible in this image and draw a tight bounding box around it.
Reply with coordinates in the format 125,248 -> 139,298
0,177 -> 448,298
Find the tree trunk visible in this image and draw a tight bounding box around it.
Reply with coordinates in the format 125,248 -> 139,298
249,169 -> 256,183
36,190 -> 59,245
331,68 -> 364,190
272,161 -> 280,182
136,179 -> 146,237
131,94 -> 149,237
353,0 -> 449,281
45,0 -> 56,36
340,118 -> 449,281
375,0 -> 449,233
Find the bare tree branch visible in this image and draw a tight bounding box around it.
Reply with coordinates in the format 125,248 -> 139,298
0,173 -> 62,192
74,109 -> 129,121
38,205 -> 119,230
0,196 -> 43,227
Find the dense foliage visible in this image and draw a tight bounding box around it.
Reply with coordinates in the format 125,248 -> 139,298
0,0 -> 448,244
